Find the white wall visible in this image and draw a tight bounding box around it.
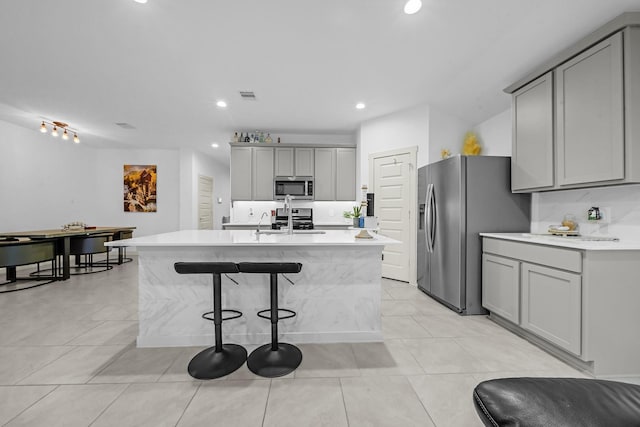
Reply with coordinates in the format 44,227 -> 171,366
0,119 -> 180,237
472,108 -> 512,156
427,108 -> 472,165
358,104 -> 429,186
193,150 -> 230,229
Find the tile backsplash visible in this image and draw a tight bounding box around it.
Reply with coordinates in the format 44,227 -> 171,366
231,201 -> 358,224
532,184 -> 640,241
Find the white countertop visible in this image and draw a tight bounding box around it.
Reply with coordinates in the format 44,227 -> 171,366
106,229 -> 397,247
480,232 -> 640,251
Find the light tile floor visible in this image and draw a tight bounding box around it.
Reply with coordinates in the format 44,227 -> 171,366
0,258 -> 589,426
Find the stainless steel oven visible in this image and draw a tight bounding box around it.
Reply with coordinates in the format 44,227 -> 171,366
274,177 -> 314,200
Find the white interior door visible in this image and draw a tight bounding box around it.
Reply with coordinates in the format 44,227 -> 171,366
371,148 -> 416,283
198,175 -> 214,230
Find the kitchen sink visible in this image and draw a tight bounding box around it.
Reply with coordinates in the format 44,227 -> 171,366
255,230 -> 326,235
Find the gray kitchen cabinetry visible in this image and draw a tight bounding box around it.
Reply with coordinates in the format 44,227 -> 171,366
555,32 -> 624,187
252,147 -> 275,200
511,72 -> 554,191
520,262 -> 582,356
481,235 -> 640,379
314,148 -> 336,201
482,254 -> 521,324
230,146 -> 274,200
508,19 -> 640,192
230,147 -> 252,200
275,147 -> 314,177
336,148 -> 356,201
314,147 -> 356,201
481,238 -> 583,356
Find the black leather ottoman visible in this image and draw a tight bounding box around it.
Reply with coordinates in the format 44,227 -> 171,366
473,377 -> 640,427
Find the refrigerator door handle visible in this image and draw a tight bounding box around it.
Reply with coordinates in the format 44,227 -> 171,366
426,184 -> 434,253
428,184 -> 436,251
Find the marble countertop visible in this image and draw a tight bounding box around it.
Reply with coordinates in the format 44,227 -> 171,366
106,229 -> 397,247
480,232 -> 640,251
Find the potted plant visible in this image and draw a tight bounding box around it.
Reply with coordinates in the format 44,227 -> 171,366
343,206 -> 362,227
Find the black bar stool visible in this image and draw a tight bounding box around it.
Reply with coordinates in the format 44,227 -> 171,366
174,262 -> 247,380
237,262 -> 303,378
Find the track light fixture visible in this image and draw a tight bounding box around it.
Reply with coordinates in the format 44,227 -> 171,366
39,120 -> 80,144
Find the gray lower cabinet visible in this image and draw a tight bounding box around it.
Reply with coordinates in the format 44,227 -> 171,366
481,238 -> 583,356
482,235 -> 640,378
482,254 -> 520,324
230,146 -> 274,200
520,262 -> 582,356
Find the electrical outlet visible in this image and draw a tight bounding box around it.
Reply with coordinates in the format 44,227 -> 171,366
329,209 -> 335,217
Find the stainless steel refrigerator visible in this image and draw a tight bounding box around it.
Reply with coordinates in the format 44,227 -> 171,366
417,156 -> 531,314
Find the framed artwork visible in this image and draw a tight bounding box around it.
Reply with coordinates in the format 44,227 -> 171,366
123,165 -> 157,212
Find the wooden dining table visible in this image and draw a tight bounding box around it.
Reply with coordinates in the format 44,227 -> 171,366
0,227 -> 136,280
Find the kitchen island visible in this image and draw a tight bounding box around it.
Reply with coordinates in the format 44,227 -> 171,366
107,229 -> 396,347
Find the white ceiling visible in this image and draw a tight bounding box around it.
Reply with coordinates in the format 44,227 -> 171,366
1,0 -> 639,164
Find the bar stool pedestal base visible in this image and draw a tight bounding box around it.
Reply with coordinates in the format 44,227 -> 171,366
188,344 -> 247,380
247,343 -> 303,378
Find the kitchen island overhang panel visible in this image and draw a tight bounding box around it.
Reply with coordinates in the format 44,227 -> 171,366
109,230 -> 395,347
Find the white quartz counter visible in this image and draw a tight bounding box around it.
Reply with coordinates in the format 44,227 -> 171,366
107,229 -> 395,247
480,232 -> 640,251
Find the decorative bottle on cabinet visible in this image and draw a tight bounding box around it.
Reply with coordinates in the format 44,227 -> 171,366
265,133 -> 272,143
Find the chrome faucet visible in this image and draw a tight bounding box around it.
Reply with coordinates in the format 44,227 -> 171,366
257,212 -> 269,232
284,194 -> 294,235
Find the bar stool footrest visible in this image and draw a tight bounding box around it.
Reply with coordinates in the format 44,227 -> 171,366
202,309 -> 243,322
257,308 -> 296,321
188,343 -> 248,380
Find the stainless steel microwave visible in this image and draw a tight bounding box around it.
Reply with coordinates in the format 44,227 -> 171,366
274,177 -> 314,200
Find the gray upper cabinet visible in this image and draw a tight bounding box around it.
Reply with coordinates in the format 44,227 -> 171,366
314,148 -> 336,201
231,142 -> 354,200
556,32 -> 624,186
295,148 -> 314,176
314,147 -> 356,201
230,147 -> 252,200
275,147 -> 315,177
336,148 -> 356,200
252,147 -> 274,200
274,147 -> 294,176
508,20 -> 640,192
230,146 -> 274,200
512,72 -> 554,191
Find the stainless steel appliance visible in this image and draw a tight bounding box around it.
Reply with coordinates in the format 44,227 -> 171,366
274,177 -> 314,200
417,156 -> 531,314
272,208 -> 314,230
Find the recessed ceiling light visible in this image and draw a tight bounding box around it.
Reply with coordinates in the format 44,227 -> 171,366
216,100 -> 227,108
211,143 -> 219,148
404,0 -> 422,14
134,0 -> 148,3
356,102 -> 366,110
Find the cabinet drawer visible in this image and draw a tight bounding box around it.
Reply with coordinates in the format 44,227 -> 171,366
483,238 -> 582,273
